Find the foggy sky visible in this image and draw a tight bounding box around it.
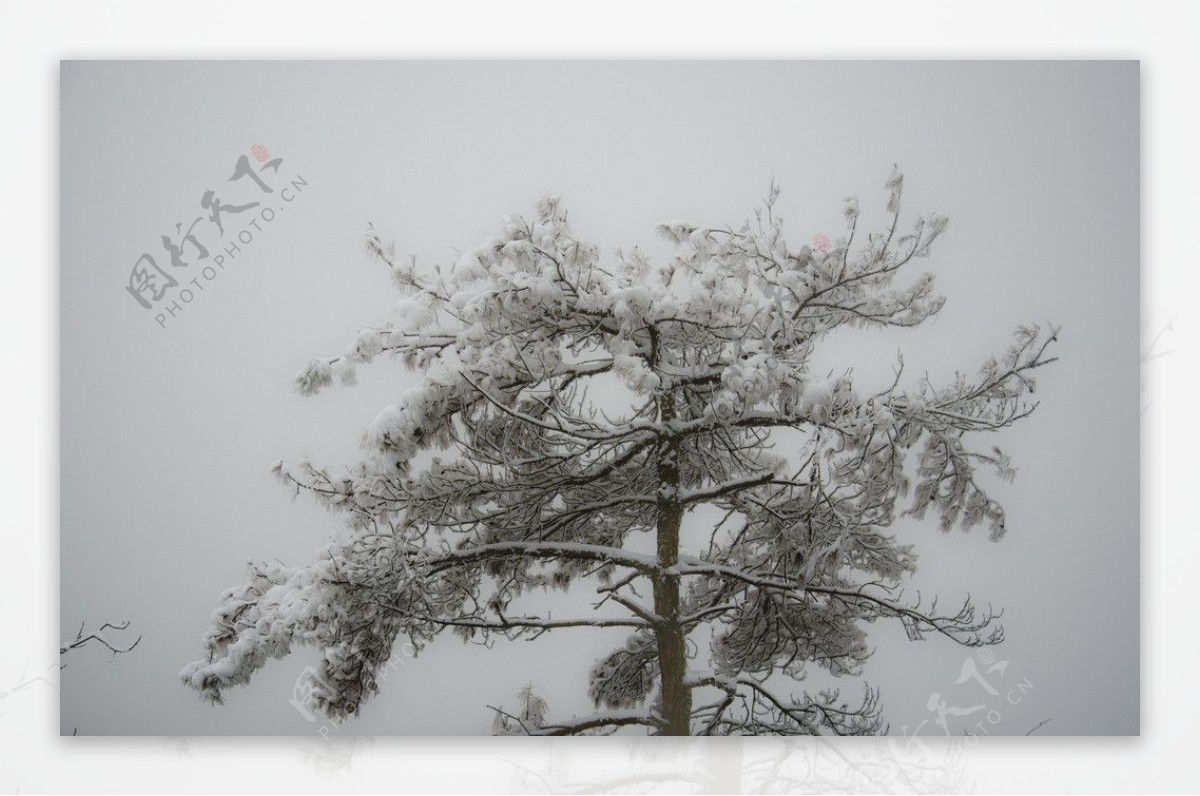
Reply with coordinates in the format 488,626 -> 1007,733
60,61 -> 1138,735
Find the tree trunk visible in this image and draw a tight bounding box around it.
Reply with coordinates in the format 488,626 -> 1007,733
653,388 -> 691,735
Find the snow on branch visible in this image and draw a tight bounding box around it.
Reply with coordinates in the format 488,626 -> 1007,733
61,620 -> 142,659
184,171 -> 1056,735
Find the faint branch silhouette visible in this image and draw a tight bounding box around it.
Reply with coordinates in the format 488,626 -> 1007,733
1024,718 -> 1051,736
1141,314 -> 1175,414
60,620 -> 142,662
504,735 -> 970,794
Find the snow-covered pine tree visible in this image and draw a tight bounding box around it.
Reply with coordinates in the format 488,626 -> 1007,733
181,170 -> 1057,735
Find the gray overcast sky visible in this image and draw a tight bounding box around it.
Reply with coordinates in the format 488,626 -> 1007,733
61,61 -> 1138,735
